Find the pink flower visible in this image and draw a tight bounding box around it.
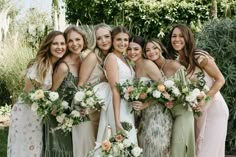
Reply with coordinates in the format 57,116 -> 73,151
101,140 -> 112,152
115,134 -> 124,142
197,91 -> 205,100
139,93 -> 147,100
127,86 -> 134,93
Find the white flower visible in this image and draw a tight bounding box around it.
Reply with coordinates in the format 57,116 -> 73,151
71,110 -> 80,117
164,80 -> 174,88
203,85 -> 209,92
118,143 -> 124,150
74,91 -> 85,102
34,89 -> 44,100
124,93 -> 129,100
81,101 -> 87,107
61,101 -> 69,109
182,87 -> 189,93
131,146 -> 143,157
112,145 -> 120,156
31,102 -> 39,112
86,97 -> 95,107
122,88 -> 127,94
64,118 -> 73,128
147,87 -> 153,93
172,87 -> 181,96
192,88 -> 201,97
86,90 -> 93,96
123,139 -> 131,147
153,90 -> 161,98
49,92 -> 59,101
56,113 -> 66,123
30,93 -> 36,100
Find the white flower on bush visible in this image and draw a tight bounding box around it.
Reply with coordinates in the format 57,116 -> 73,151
164,80 -> 174,88
31,102 -> 39,112
123,139 -> 131,147
71,110 -> 80,118
49,91 -> 59,101
153,90 -> 161,98
34,89 -> 44,100
56,113 -> 66,123
86,90 -> 93,96
61,101 -> 69,109
172,87 -> 181,96
74,91 -> 85,102
131,146 -> 143,157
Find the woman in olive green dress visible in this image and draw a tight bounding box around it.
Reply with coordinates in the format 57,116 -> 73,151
43,25 -> 88,157
145,38 -> 195,157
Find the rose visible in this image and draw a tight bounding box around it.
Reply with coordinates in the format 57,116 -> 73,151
139,93 -> 147,100
101,140 -> 112,152
61,101 -> 69,109
164,80 -> 174,88
115,134 -> 124,142
74,91 -> 85,102
127,86 -> 134,93
48,91 -> 59,101
86,90 -> 93,96
71,110 -> 80,117
34,89 -> 44,100
56,113 -> 66,123
157,84 -> 165,92
197,91 -> 205,100
153,90 -> 161,98
172,87 -> 181,97
86,97 -> 95,107
131,146 -> 143,157
31,102 -> 39,112
123,139 -> 131,147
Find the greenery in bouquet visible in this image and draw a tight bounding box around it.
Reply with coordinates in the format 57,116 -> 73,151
20,88 -> 62,119
86,122 -> 143,157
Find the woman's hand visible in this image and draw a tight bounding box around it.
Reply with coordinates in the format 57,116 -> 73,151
131,101 -> 149,111
116,122 -> 124,132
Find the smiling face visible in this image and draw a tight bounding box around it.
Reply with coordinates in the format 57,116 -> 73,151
127,42 -> 143,62
171,27 -> 185,54
145,42 -> 162,61
112,32 -> 129,54
67,31 -> 84,55
96,27 -> 112,54
50,34 -> 66,62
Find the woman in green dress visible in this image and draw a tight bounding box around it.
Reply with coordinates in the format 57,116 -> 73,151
145,38 -> 195,157
43,25 -> 88,157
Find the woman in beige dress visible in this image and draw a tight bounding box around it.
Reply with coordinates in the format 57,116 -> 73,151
72,23 -> 113,157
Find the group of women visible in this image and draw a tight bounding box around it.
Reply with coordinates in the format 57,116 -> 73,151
7,23 -> 229,157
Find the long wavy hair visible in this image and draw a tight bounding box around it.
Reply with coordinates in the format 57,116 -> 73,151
27,31 -> 64,83
167,23 -> 210,74
94,23 -> 112,63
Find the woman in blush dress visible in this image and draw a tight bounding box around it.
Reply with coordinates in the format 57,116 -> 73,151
127,35 -> 173,157
167,23 -> 229,157
7,31 -> 66,157
104,26 -> 137,144
145,38 -> 196,157
44,25 -> 87,157
72,23 -> 113,157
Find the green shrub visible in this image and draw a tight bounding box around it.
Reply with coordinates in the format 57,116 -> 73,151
0,37 -> 36,103
196,18 -> 236,153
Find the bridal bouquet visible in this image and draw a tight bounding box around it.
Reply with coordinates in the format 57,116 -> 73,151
20,88 -> 61,119
72,84 -> 104,121
86,122 -> 143,157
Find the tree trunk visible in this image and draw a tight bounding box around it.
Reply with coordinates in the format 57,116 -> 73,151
211,0 -> 217,19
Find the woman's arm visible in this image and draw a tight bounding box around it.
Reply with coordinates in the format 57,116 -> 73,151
105,54 -> 122,131
201,58 -> 225,98
51,63 -> 69,91
78,53 -> 98,87
145,60 -> 163,82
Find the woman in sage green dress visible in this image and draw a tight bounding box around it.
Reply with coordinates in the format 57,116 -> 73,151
145,38 -> 195,157
43,25 -> 88,157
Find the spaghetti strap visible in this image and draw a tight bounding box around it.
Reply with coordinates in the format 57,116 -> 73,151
54,60 -> 70,73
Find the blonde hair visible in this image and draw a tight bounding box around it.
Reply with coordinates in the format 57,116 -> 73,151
94,23 -> 112,63
27,31 -> 64,83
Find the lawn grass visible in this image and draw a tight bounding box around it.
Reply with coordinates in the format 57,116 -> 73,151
0,127 -> 8,156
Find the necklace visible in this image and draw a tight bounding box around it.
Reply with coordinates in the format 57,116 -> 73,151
160,60 -> 167,70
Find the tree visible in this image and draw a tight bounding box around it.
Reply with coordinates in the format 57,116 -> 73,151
210,0 -> 218,18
